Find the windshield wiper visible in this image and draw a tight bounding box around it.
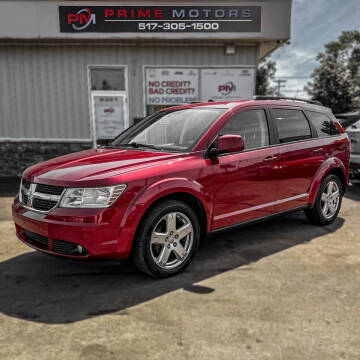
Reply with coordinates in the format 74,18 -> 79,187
130,142 -> 162,150
105,142 -> 162,151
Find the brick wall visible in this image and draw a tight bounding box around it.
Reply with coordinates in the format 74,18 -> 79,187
0,142 -> 92,177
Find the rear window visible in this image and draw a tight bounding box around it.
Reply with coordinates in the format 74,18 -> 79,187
272,109 -> 311,143
306,111 -> 340,136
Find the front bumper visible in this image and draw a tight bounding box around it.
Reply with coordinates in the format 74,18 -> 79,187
12,197 -> 131,260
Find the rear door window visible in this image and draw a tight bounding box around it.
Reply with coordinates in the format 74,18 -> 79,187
220,109 -> 269,150
271,108 -> 311,143
306,111 -> 340,136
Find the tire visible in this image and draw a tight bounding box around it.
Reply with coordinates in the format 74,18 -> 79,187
132,200 -> 200,278
305,174 -> 343,225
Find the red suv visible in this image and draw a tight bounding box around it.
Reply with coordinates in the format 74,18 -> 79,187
12,99 -> 350,277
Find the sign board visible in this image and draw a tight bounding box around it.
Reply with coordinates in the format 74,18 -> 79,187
200,68 -> 255,102
146,68 -> 199,105
59,6 -> 261,33
92,95 -> 126,139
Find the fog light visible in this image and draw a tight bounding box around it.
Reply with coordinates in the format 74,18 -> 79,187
77,245 -> 83,254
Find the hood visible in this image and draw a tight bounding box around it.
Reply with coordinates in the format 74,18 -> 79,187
24,148 -> 182,187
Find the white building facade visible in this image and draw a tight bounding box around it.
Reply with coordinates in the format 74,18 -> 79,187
0,0 -> 291,176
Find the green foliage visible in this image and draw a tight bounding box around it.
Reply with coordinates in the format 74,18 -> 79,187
306,30 -> 360,113
256,60 -> 277,95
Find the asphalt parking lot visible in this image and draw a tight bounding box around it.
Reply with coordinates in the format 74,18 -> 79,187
0,179 -> 359,360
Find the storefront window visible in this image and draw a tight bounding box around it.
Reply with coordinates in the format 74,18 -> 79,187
91,69 -> 125,91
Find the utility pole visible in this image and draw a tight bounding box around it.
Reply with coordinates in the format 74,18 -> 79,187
275,79 -> 287,96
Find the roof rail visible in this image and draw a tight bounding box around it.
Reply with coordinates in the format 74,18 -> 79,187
253,95 -> 323,106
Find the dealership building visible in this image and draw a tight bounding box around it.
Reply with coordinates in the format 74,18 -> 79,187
0,0 -> 291,177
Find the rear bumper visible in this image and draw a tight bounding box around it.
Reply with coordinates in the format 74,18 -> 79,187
12,197 -> 132,260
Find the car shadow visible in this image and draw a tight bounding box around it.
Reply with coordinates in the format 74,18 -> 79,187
0,211 -> 345,324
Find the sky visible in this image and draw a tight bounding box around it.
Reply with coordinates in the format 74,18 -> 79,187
269,0 -> 360,98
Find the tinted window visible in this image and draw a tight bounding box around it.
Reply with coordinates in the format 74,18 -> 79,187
221,109 -> 269,150
272,109 -> 311,143
306,111 -> 340,136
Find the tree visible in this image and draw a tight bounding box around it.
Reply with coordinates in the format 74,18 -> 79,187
306,61 -> 354,114
256,60 -> 277,95
306,30 -> 360,113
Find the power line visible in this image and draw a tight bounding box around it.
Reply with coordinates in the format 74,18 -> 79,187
282,90 -> 307,93
274,76 -> 311,79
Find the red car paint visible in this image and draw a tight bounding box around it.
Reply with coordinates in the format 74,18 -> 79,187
12,100 -> 350,260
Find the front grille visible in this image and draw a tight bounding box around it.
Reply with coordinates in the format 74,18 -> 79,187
53,239 -> 82,255
20,179 -> 65,213
22,228 -> 88,256
21,190 -> 29,204
32,198 -> 58,212
36,184 -> 65,196
22,179 -> 31,189
23,229 -> 49,249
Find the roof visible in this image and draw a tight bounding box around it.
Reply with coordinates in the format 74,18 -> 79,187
162,99 -> 331,113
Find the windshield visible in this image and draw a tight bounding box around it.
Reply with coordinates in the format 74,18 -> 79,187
110,108 -> 226,152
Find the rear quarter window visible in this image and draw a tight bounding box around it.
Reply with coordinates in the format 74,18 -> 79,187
306,111 -> 340,137
271,108 -> 312,144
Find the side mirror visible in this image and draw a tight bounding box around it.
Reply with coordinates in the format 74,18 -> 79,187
209,134 -> 244,157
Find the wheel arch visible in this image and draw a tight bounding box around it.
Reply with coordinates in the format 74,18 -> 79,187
308,157 -> 347,205
326,168 -> 346,194
134,191 -> 208,243
118,178 -> 212,256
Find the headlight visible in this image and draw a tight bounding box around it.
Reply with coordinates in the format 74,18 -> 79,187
59,184 -> 126,208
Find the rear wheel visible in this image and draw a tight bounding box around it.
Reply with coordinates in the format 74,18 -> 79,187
132,200 -> 200,278
305,174 -> 343,225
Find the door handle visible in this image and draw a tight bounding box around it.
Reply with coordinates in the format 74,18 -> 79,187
313,148 -> 324,153
263,155 -> 278,163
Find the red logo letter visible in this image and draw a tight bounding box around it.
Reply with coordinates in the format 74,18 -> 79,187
67,14 -> 79,24
154,9 -> 164,18
104,9 -> 114,18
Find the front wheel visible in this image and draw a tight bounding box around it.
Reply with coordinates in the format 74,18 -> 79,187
305,174 -> 343,225
132,200 -> 200,278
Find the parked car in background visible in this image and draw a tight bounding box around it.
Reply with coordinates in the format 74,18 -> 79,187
12,98 -> 350,277
336,111 -> 360,181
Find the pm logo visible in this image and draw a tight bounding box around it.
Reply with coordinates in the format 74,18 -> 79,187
218,81 -> 236,96
67,8 -> 96,31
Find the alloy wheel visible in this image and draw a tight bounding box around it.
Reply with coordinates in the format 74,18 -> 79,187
321,180 -> 340,219
150,212 -> 194,270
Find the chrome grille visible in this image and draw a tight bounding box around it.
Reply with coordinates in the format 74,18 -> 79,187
32,198 -> 58,212
19,178 -> 65,213
21,190 -> 29,204
22,179 -> 31,189
36,184 -> 65,196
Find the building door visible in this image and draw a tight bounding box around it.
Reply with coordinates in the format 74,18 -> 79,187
89,67 -> 129,147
